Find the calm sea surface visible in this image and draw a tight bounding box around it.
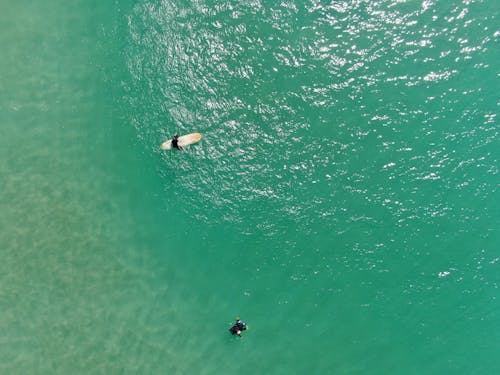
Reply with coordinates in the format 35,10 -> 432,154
1,0 -> 498,373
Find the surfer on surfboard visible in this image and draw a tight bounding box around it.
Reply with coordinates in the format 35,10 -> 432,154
160,132 -> 202,150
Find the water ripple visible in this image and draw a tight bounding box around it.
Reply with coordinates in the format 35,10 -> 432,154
125,0 -> 499,235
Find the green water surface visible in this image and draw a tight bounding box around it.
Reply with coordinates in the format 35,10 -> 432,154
1,0 -> 498,373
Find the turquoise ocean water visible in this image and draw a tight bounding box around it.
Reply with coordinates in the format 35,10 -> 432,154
1,0 -> 498,373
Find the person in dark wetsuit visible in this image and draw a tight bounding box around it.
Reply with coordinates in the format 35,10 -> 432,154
171,134 -> 182,150
229,319 -> 247,337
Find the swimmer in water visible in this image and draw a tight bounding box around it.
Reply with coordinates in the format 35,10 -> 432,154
171,134 -> 182,151
229,319 -> 247,337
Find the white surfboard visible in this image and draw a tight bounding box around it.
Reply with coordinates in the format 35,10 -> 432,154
160,133 -> 203,150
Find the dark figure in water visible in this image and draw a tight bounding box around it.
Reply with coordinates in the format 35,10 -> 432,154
229,319 -> 247,337
171,134 -> 183,151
